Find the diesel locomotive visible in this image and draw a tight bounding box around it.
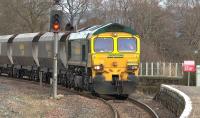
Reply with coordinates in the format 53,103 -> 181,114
0,23 -> 140,96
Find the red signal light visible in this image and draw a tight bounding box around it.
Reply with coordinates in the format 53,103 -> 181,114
50,13 -> 62,32
53,22 -> 60,32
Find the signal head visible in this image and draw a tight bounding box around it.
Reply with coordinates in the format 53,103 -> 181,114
51,14 -> 61,33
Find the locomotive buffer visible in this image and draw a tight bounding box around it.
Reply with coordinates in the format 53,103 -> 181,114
50,0 -> 63,99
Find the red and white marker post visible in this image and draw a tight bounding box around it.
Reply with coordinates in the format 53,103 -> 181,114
183,60 -> 196,86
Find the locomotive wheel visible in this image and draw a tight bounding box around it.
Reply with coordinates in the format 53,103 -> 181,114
83,75 -> 90,91
117,85 -> 123,95
29,72 -> 34,80
89,83 -> 95,93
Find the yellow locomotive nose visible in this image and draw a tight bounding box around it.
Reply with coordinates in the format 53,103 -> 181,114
92,58 -> 139,95
92,53 -> 140,95
92,53 -> 139,81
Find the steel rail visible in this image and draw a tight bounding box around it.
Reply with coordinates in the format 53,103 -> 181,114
127,97 -> 159,118
98,98 -> 119,118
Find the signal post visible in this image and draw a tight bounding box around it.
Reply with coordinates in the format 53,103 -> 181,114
50,0 -> 63,99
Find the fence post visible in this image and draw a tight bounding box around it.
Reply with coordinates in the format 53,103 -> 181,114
175,63 -> 178,77
140,63 -> 143,76
169,62 -> 172,77
146,62 -> 148,76
151,62 -> 153,76
163,62 -> 165,76
157,62 -> 159,75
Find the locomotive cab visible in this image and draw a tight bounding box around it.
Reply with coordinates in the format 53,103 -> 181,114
90,24 -> 141,95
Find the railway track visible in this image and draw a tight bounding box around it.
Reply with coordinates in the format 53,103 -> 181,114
106,97 -> 159,118
127,97 -> 159,118
68,89 -> 158,118
98,98 -> 120,118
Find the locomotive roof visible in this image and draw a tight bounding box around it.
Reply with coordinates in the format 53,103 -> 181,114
69,23 -> 138,40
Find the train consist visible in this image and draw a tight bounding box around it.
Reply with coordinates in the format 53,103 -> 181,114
0,23 -> 140,96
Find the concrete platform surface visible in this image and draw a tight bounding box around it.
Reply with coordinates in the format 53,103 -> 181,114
171,85 -> 200,118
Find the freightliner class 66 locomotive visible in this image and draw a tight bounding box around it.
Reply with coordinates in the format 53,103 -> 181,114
0,23 -> 140,96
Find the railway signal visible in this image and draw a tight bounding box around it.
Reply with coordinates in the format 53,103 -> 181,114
50,12 -> 62,33
52,14 -> 61,32
51,0 -> 63,99
50,0 -> 63,33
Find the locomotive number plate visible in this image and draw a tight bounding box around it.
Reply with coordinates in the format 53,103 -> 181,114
107,54 -> 124,58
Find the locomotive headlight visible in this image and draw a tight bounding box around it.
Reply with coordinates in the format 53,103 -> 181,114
112,32 -> 118,37
93,65 -> 103,71
127,65 -> 138,71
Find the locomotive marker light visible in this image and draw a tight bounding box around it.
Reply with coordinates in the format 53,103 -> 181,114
127,65 -> 138,71
112,32 -> 118,37
50,0 -> 63,33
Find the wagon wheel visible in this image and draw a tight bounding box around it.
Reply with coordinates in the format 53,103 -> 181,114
16,70 -> 21,79
65,72 -> 69,88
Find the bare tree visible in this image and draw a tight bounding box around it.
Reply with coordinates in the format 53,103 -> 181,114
165,0 -> 200,61
1,0 -> 199,62
84,0 -> 178,61
62,0 -> 89,28
0,0 -> 52,34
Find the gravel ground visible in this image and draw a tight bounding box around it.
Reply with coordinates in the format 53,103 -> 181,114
0,77 -> 113,118
130,91 -> 177,118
